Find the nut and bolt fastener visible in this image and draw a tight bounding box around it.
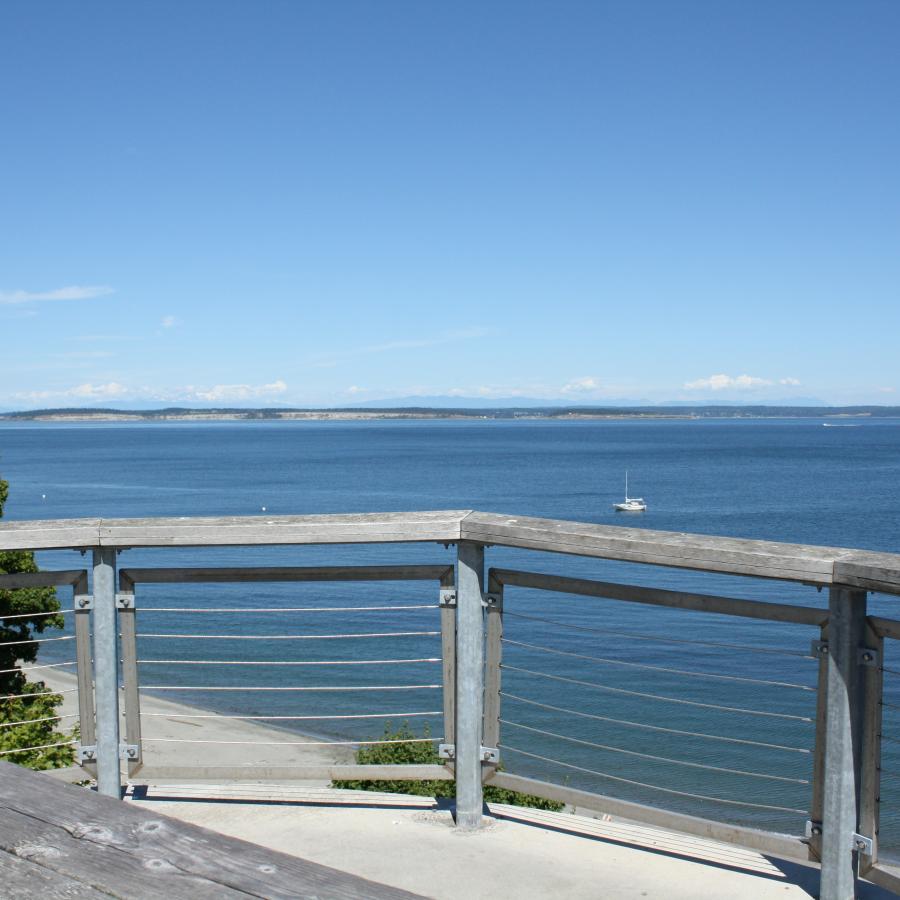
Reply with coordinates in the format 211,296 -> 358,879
79,598 -> 89,608
862,652 -> 874,662
857,840 -> 868,851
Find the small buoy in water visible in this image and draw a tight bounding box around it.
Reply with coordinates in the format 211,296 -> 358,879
261,506 -> 266,512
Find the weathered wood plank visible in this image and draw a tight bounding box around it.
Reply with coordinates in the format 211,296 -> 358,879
0,850 -> 113,898
868,616 -> 900,641
490,568 -> 826,626
2,510 -> 898,594
486,771 -> 809,863
99,510 -> 468,548
120,565 -> 454,584
864,862 -> 900,895
0,762 -> 421,899
463,512 -> 846,583
833,556 -> 900,596
0,570 -> 87,589
0,518 -> 102,551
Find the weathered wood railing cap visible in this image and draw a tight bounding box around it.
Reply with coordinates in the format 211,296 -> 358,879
462,512 -> 900,592
1,508 -> 898,593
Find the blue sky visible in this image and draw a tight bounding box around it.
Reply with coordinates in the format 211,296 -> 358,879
1,1 -> 898,408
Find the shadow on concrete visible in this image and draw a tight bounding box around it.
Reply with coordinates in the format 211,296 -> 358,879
488,806 -> 897,899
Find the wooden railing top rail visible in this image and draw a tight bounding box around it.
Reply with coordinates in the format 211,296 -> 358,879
1,509 -> 898,593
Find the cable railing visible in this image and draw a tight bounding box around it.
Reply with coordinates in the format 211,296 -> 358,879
0,569 -> 90,768
485,568 -> 819,847
4,509 -> 900,900
111,564 -> 454,783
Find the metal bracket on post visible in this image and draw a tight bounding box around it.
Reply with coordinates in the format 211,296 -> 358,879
119,743 -> 140,762
74,594 -> 93,611
805,820 -> 823,841
811,640 -> 829,658
115,593 -> 135,610
439,743 -> 499,764
858,647 -> 879,668
439,588 -> 457,608
482,592 -> 502,610
77,744 -> 97,764
852,832 -> 874,856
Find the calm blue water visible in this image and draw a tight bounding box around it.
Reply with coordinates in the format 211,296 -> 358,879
2,418 -> 900,847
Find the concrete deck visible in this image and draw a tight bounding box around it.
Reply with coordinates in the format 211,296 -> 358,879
124,784 -> 896,899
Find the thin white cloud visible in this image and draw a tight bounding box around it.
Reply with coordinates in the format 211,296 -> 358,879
161,315 -> 178,328
309,328 -> 489,367
779,377 -> 801,386
0,285 -> 114,305
186,380 -> 288,402
561,376 -> 601,394
16,382 -> 130,402
684,374 -> 773,391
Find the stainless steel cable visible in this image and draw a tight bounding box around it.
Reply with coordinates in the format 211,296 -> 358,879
139,604 -> 438,613
0,739 -> 77,756
501,664 -> 814,722
142,737 -> 441,747
139,683 -> 442,692
501,744 -> 808,815
136,657 -> 441,667
0,635 -> 75,647
0,661 -> 77,675
138,630 -> 440,640
1,688 -> 78,700
502,638 -> 815,691
140,710 -> 441,721
0,713 -> 78,729
500,692 -> 811,754
500,719 -> 808,784
0,608 -> 74,621
503,610 -> 812,658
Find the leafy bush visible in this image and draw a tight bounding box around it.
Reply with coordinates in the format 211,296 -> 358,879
332,722 -> 563,811
0,477 -> 75,769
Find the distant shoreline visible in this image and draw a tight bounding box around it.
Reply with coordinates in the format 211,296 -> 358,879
2,405 -> 899,423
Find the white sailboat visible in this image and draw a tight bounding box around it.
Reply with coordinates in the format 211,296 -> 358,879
614,472 -> 647,512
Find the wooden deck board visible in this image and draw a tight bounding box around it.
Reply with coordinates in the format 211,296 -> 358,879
0,762 -> 421,899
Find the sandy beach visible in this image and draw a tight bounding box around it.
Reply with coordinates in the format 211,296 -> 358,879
40,668 -> 354,778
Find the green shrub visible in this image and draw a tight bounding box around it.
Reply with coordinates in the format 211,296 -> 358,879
0,477 -> 75,770
332,722 -> 564,811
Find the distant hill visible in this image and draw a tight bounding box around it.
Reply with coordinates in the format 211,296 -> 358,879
2,405 -> 900,421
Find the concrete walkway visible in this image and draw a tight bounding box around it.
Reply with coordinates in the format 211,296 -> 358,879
124,783 -> 895,899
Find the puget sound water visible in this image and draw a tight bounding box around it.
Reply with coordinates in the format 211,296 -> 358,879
2,417 -> 900,850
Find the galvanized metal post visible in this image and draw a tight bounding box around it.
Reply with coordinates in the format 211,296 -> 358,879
455,541 -> 485,829
820,587 -> 867,900
92,548 -> 121,798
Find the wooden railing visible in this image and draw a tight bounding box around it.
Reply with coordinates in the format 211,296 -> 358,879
3,510 -> 900,900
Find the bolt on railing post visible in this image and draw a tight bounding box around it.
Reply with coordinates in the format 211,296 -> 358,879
455,540 -> 485,829
820,587 -> 867,900
92,548 -> 122,799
